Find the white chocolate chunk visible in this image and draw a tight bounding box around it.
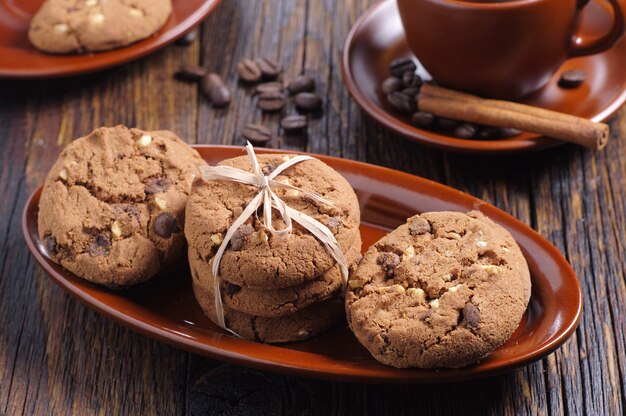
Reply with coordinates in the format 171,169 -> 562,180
430,299 -> 439,310
402,245 -> 415,262
54,23 -> 69,33
58,169 -> 68,181
448,284 -> 463,293
111,221 -> 122,238
392,284 -> 405,294
476,240 -> 487,248
349,279 -> 368,289
444,232 -> 462,240
210,234 -> 223,246
136,134 -> 152,147
129,8 -> 143,17
406,287 -> 426,302
85,0 -> 98,6
89,13 -> 105,25
479,265 -> 500,275
154,196 -> 167,210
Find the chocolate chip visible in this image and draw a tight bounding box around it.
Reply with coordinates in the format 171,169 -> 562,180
382,76 -> 403,94
231,224 -> 254,250
257,91 -> 287,112
236,59 -> 262,83
402,71 -> 422,88
255,82 -> 284,95
88,233 -> 111,256
280,115 -> 307,133
497,128 -> 522,138
326,216 -> 343,232
175,65 -> 208,82
288,75 -> 315,94
261,163 -> 277,175
411,111 -> 435,128
378,252 -> 401,277
176,29 -> 198,45
558,70 -> 586,88
436,117 -> 459,131
241,124 -> 272,145
144,177 -> 171,195
257,57 -> 282,79
408,217 -> 431,235
294,92 -> 322,112
44,234 -> 58,256
453,123 -> 477,139
154,213 -> 179,238
389,58 -> 417,77
462,302 -> 481,330
387,91 -> 416,114
201,74 -> 231,107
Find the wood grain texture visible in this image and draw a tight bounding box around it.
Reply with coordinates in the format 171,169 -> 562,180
1,0 -> 625,414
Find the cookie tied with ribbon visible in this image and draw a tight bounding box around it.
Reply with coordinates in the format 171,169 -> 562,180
198,143 -> 349,336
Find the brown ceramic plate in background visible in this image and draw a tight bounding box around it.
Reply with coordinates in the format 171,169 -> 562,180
0,0 -> 221,79
341,0 -> 626,153
22,146 -> 582,383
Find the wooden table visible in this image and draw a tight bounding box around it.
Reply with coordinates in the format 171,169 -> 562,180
1,1 -> 625,414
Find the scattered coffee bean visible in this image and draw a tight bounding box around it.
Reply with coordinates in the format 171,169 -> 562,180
175,64 -> 208,81
257,57 -> 282,79
401,87 -> 420,98
257,91 -> 287,112
498,127 -> 522,138
88,233 -> 111,256
201,73 -> 231,107
436,117 -> 460,131
389,58 -> 417,77
144,177 -> 171,195
288,75 -> 315,94
453,123 -> 477,139
402,71 -> 422,88
411,111 -> 435,128
154,213 -> 178,238
382,76 -> 403,94
255,81 -> 284,95
281,115 -> 307,133
176,29 -> 198,46
294,92 -> 322,111
387,91 -> 416,114
231,224 -> 254,250
242,124 -> 272,145
558,70 -> 586,89
236,59 -> 262,83
44,234 -> 58,256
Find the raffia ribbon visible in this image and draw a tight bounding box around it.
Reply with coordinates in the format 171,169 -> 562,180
199,142 -> 349,337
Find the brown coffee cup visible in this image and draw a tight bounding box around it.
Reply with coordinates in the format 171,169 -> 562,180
396,0 -> 624,99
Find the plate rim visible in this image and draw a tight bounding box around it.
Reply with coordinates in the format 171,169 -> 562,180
22,144 -> 583,383
0,0 -> 222,79
340,0 -> 626,154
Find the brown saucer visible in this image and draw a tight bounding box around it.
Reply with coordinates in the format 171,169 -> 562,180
0,0 -> 221,79
341,0 -> 626,153
22,146 -> 582,383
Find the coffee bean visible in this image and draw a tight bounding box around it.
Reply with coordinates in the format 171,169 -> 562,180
294,92 -> 322,111
387,91 -> 416,114
402,71 -> 423,88
389,58 -> 417,77
88,233 -> 111,256
44,234 -> 58,256
382,77 -> 403,94
498,127 -> 522,138
401,87 -> 420,98
176,29 -> 198,45
288,75 -> 315,94
436,117 -> 459,131
257,91 -> 287,112
154,213 -> 179,238
144,177 -> 171,195
558,70 -> 586,88
257,57 -> 282,79
241,124 -> 272,145
175,64 -> 208,81
255,82 -> 284,95
453,123 -> 477,139
411,111 -> 435,128
281,115 -> 307,133
201,74 -> 231,107
236,59 -> 262,83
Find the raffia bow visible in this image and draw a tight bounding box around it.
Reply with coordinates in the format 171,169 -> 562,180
199,142 -> 349,337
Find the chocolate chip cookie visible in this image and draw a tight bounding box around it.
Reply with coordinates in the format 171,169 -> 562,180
38,125 -> 206,287
346,211 -> 531,369
189,249 -> 345,343
29,0 -> 172,54
188,232 -> 362,318
185,154 -> 361,289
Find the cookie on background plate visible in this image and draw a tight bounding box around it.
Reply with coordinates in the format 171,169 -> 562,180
29,0 -> 172,54
346,211 -> 531,369
38,125 -> 206,287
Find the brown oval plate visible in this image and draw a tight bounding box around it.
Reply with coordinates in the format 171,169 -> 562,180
22,145 -> 582,383
0,0 -> 221,79
341,0 -> 626,153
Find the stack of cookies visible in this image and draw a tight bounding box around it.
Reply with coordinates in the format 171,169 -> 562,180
185,154 -> 362,343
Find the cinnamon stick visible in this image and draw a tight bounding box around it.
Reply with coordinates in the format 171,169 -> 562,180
418,84 -> 609,150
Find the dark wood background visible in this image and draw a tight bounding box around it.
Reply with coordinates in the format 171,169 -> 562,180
1,0 -> 625,414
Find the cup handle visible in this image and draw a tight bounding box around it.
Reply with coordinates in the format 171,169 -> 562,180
569,0 -> 624,57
